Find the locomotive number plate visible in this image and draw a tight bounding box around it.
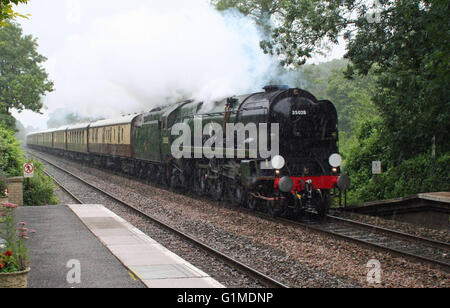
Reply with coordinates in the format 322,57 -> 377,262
292,110 -> 307,116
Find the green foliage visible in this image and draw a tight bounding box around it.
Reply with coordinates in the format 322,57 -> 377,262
0,112 -> 16,130
0,124 -> 58,205
341,116 -> 449,204
325,67 -> 378,134
23,160 -> 58,206
0,179 -> 7,196
0,205 -> 33,272
348,153 -> 450,204
0,0 -> 29,26
213,0 -> 358,66
345,0 -> 450,163
283,59 -> 378,136
0,123 -> 22,176
0,22 -> 54,116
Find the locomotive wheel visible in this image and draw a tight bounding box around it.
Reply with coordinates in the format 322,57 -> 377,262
231,184 -> 246,207
210,179 -> 224,201
248,196 -> 258,211
170,169 -> 186,192
148,165 -> 157,183
196,170 -> 208,196
158,166 -> 168,186
267,198 -> 284,218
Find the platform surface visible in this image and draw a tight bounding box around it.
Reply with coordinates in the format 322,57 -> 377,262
419,192 -> 450,203
15,205 -> 144,288
68,204 -> 224,288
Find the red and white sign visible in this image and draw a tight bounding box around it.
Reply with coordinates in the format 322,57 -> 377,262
23,163 -> 34,178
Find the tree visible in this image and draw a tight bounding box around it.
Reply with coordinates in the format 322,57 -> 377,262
345,0 -> 450,162
325,67 -> 378,134
214,0 -> 359,66
215,0 -> 449,161
0,22 -> 54,119
215,0 -> 281,39
0,0 -> 28,26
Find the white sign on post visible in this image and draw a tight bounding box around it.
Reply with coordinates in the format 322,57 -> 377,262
372,161 -> 382,175
23,163 -> 34,178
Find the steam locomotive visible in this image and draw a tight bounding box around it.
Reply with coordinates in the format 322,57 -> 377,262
27,85 -> 349,217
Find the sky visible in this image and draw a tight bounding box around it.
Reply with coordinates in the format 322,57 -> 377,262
12,0 -> 346,131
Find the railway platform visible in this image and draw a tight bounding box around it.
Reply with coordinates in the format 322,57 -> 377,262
13,204 -> 224,288
344,192 -> 450,229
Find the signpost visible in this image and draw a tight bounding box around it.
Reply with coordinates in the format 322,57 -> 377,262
23,163 -> 34,178
23,163 -> 34,192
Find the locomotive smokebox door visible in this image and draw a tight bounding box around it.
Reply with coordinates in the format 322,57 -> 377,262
278,177 -> 294,193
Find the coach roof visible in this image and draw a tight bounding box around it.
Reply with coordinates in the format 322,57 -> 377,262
66,123 -> 90,130
90,114 -> 139,128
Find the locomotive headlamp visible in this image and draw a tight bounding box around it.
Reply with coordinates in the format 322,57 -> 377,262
329,154 -> 342,168
271,155 -> 285,170
332,168 -> 339,173
275,170 -> 281,175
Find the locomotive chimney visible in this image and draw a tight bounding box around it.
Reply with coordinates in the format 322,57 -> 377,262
263,85 -> 289,93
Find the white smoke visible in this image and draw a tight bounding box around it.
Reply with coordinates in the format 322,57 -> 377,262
15,0 -> 298,128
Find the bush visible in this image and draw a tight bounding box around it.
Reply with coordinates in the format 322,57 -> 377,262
0,124 -> 23,177
342,118 -> 450,204
357,154 -> 450,202
23,160 -> 59,206
0,124 -> 58,206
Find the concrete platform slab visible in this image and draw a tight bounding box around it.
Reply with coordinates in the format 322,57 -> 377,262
68,204 -> 225,288
144,277 -> 225,288
130,264 -> 202,280
14,205 -> 145,288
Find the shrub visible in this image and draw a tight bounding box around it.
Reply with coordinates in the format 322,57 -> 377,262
0,124 -> 23,177
342,118 -> 450,204
357,153 -> 450,202
0,124 -> 58,206
23,160 -> 58,206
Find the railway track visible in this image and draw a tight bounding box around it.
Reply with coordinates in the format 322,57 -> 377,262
30,149 -> 450,274
286,216 -> 449,272
238,206 -> 450,272
29,151 -> 289,288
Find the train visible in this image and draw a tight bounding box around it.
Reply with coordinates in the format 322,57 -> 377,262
27,86 -> 350,217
